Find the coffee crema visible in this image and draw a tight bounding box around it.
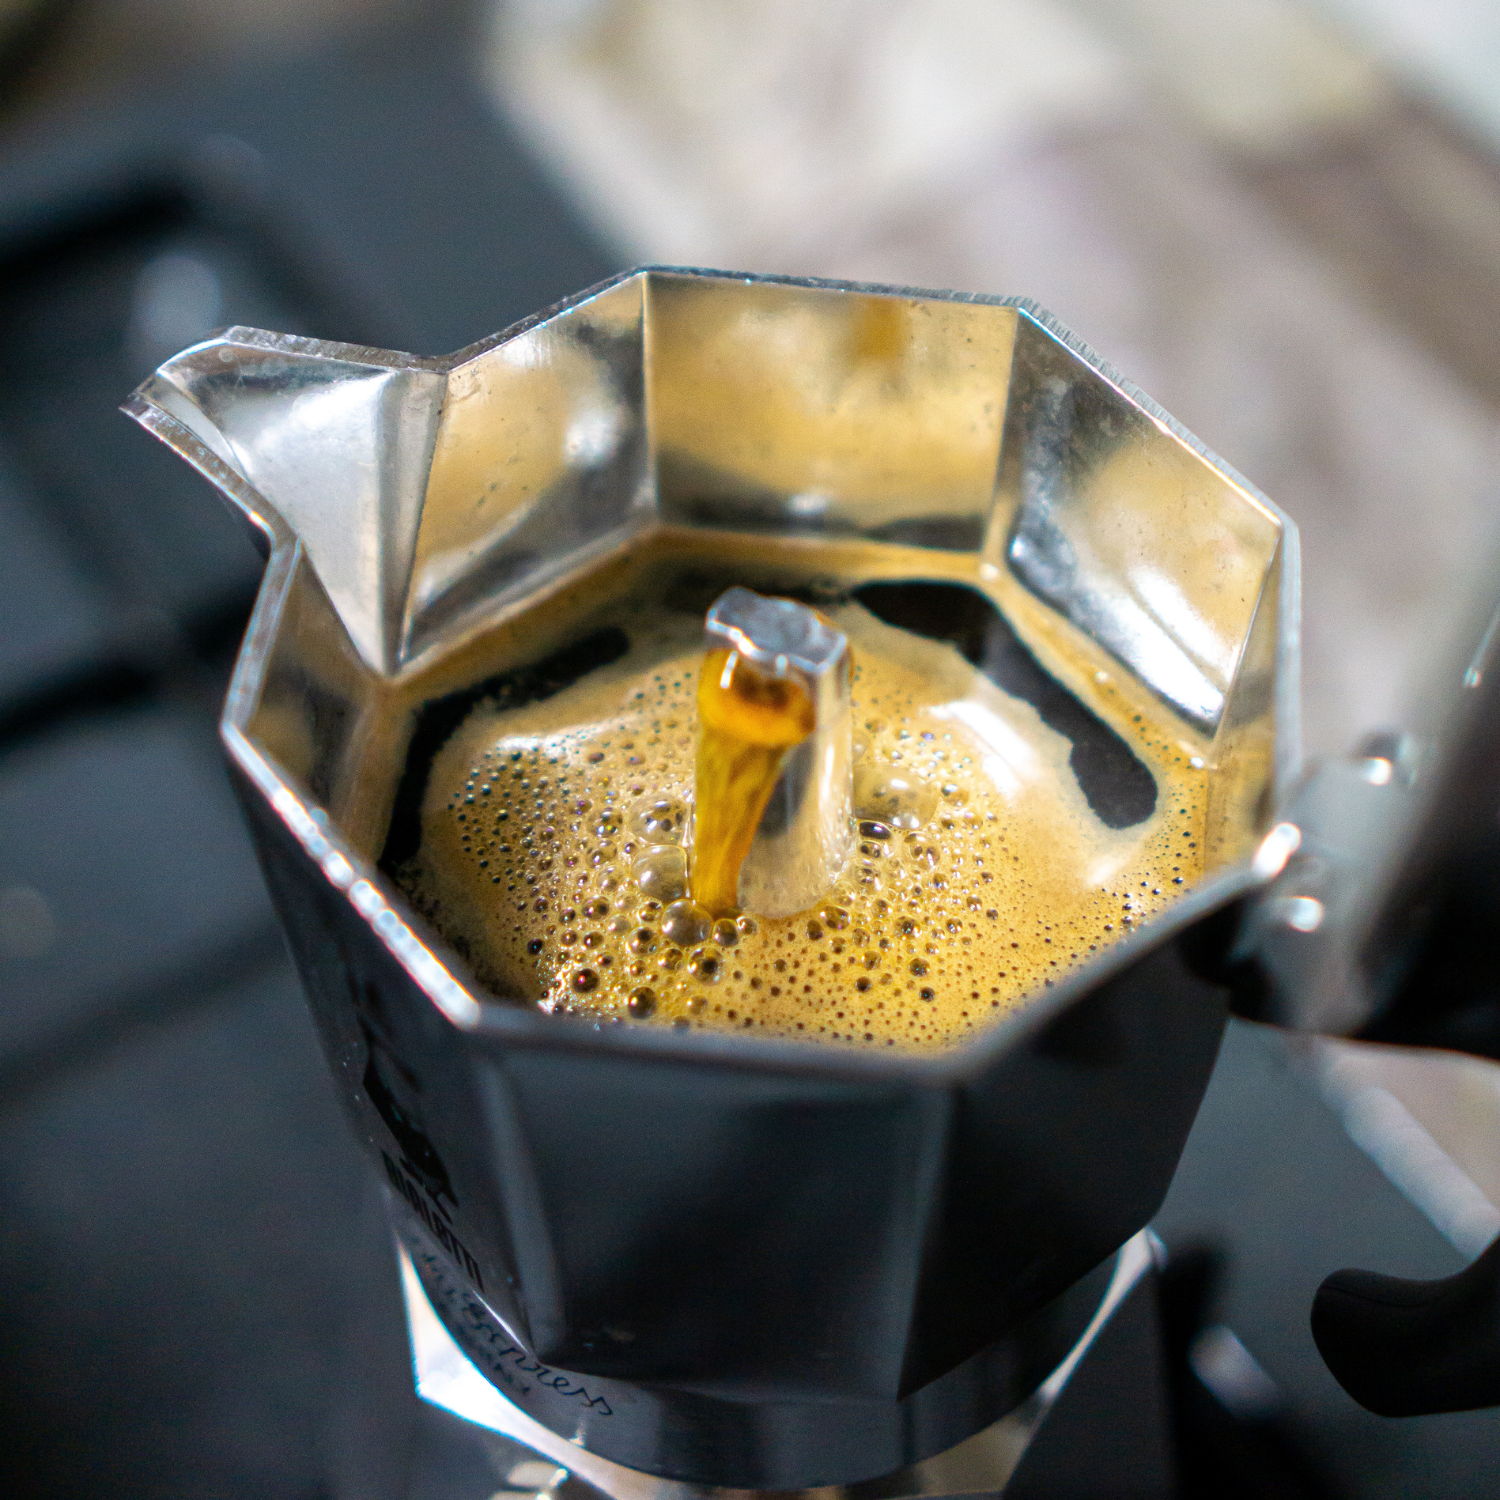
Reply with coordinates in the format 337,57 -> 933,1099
392,543 -> 1210,1050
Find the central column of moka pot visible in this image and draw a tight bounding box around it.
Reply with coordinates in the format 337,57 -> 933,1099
691,585 -> 853,919
123,269 -> 1299,1491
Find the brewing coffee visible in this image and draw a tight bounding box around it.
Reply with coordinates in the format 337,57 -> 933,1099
391,533 -> 1208,1049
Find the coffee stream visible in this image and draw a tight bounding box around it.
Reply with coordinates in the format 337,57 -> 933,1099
690,646 -> 816,916
393,545 -> 1209,1050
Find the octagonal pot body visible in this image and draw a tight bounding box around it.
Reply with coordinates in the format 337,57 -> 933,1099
126,268 -> 1297,1486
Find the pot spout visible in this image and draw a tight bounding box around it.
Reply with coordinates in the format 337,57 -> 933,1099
124,326 -> 447,675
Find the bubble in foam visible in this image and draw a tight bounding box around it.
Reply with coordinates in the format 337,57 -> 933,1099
630,796 -> 687,843
854,767 -> 938,830
633,846 -> 687,902
662,900 -> 712,947
688,949 -> 723,983
902,835 -> 939,869
400,554 -> 1212,1050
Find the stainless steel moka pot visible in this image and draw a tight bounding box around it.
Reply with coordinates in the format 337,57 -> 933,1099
124,269 -> 1298,1491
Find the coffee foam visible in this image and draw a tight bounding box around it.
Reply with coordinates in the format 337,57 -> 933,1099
398,580 -> 1208,1051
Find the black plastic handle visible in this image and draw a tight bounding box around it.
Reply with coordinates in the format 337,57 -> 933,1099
1311,1233 -> 1500,1416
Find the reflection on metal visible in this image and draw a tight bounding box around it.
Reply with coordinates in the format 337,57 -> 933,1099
1189,1325 -> 1282,1421
1234,752 -> 1408,1036
1277,895 -> 1326,933
1312,1046 -> 1500,1259
399,1231 -> 1159,1500
1238,542 -> 1500,1041
123,268 -> 1296,875
996,327 -> 1282,736
1252,821 -> 1302,881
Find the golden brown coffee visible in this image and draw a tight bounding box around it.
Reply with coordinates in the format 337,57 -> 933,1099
691,644 -> 817,916
393,539 -> 1209,1050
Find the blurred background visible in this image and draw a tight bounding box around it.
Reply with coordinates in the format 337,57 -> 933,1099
4,0 -> 1500,1494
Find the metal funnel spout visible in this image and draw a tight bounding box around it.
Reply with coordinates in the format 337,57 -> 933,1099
125,327 -> 447,675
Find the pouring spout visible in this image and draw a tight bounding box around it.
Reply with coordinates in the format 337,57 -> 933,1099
124,326 -> 446,676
